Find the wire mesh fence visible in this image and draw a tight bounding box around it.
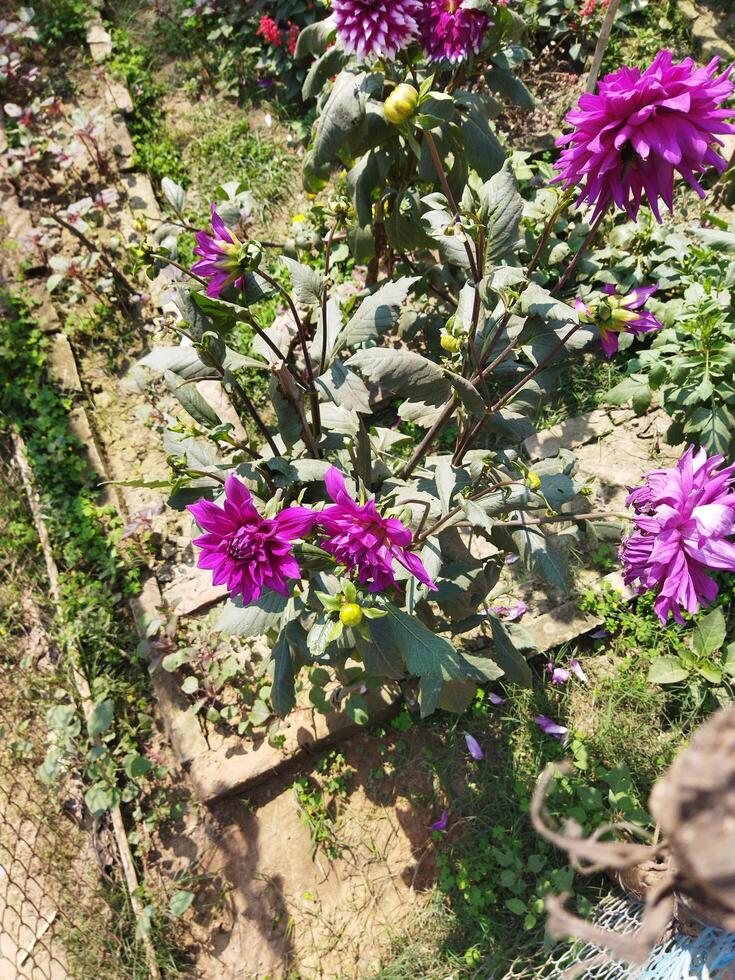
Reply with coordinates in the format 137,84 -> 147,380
0,456 -> 151,980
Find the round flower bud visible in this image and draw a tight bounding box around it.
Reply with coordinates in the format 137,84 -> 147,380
384,83 -> 419,126
340,602 -> 363,627
441,334 -> 462,353
526,471 -> 541,491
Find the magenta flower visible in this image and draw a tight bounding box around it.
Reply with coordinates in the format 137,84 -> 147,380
546,663 -> 570,685
464,733 -> 484,760
418,0 -> 491,63
555,51 -> 735,222
621,447 -> 735,624
576,284 -> 662,357
430,810 -> 449,831
332,0 -> 421,61
317,467 -> 437,593
191,204 -> 249,298
534,715 -> 569,744
188,476 -> 317,604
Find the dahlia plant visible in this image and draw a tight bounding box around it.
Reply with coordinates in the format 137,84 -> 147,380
137,18 -> 735,724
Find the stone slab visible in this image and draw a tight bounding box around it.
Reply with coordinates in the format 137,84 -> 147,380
188,689 -> 402,804
677,0 -> 734,59
102,77 -> 133,114
129,577 -> 209,764
524,570 -> 634,654
68,406 -> 118,508
162,565 -> 228,616
48,333 -> 82,392
86,19 -> 112,62
107,113 -> 134,170
523,408 -> 633,459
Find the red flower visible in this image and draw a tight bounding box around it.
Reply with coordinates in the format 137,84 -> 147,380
257,15 -> 282,47
579,0 -> 597,17
287,22 -> 300,56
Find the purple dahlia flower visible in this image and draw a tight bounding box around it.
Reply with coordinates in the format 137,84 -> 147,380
555,51 -> 735,222
191,204 -> 249,298
332,0 -> 421,61
419,0 -> 491,63
317,467 -> 437,593
188,476 -> 317,604
621,447 -> 735,625
576,283 -> 662,357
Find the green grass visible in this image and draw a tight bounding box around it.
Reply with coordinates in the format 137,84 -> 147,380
602,0 -> 691,71
181,105 -> 298,216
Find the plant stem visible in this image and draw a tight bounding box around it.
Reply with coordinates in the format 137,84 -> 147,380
526,190 -> 574,276
199,348 -> 280,456
551,206 -> 610,297
256,267 -> 322,445
319,221 -> 337,375
423,130 -> 480,283
585,0 -> 623,94
149,251 -> 208,287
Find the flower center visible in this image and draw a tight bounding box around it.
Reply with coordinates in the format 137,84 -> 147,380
444,0 -> 459,12
227,525 -> 260,561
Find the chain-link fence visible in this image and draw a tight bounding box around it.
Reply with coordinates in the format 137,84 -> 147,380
0,456 -> 152,980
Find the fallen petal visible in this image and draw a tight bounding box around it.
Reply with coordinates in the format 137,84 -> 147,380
430,810 -> 449,832
464,732 -> 484,760
546,662 -> 570,685
534,714 -> 569,744
570,659 -> 589,683
487,692 -> 506,706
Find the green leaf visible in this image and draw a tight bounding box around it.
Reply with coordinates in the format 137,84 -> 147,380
505,897 -> 527,916
315,361 -> 372,414
459,105 -> 506,180
444,370 -> 486,414
311,71 -> 370,170
139,346 -> 212,381
486,617 -> 533,686
124,754 -> 153,778
478,160 -> 524,264
347,348 -> 451,405
163,372 -> 222,429
345,692 -> 369,725
378,603 -> 468,681
135,904 -> 155,941
215,589 -> 287,637
169,890 -> 195,918
692,607 -> 726,658
357,628 -> 407,680
606,375 -> 650,408
87,698 -> 115,738
294,16 -> 336,59
511,524 -> 572,593
336,277 -> 418,351
271,632 -> 296,717
647,656 -> 689,685
161,177 -> 186,215
281,256 -> 323,306
84,783 -> 114,816
302,45 -> 348,101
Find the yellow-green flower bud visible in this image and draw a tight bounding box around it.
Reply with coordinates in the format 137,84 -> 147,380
441,334 -> 463,353
384,83 -> 419,125
340,603 -> 363,627
526,471 -> 541,491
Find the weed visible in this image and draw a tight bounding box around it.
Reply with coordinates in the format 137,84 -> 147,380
293,750 -> 354,860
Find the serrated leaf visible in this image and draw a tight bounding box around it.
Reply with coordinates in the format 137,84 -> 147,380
692,607 -> 726,658
271,631 -> 296,717
336,277 -> 418,351
315,360 -> 372,414
647,656 -> 689,685
281,256 -> 323,306
378,603 -> 468,681
511,523 -> 572,593
215,589 -> 288,637
478,160 -> 524,264
347,348 -> 450,405
169,890 -> 195,918
161,176 -> 186,215
163,372 -> 222,428
87,699 -> 114,738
